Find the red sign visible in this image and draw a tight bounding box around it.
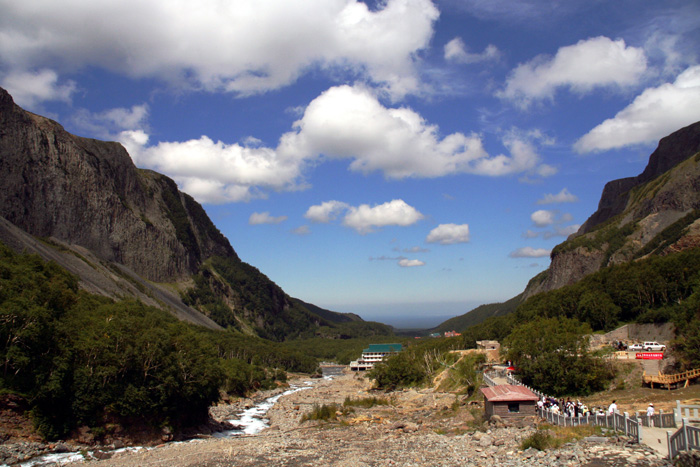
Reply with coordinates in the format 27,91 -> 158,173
635,352 -> 664,360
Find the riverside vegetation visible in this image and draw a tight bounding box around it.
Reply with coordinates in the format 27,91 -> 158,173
0,242 -> 394,441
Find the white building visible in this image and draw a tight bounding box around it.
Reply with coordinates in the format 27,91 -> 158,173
349,343 -> 403,371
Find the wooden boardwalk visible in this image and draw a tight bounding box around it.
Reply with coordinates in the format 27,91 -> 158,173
643,367 -> 700,389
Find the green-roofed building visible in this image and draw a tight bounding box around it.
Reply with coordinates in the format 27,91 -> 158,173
349,343 -> 403,371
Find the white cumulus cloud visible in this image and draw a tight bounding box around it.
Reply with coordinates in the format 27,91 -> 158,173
73,104 -> 149,140
279,85 -> 555,179
117,84 -> 556,204
537,188 -> 578,204
574,65 -> 700,153
1,69 -> 76,109
499,36 -> 647,108
342,199 -> 424,234
304,200 -> 350,223
291,225 -> 311,235
0,0 -> 438,98
426,224 -> 470,245
509,247 -> 551,258
249,212 -> 288,225
123,134 -> 303,203
398,259 -> 425,267
531,210 -> 556,227
444,38 -> 501,64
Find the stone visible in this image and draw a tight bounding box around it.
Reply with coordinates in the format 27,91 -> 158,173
93,450 -> 113,460
112,439 -> 125,449
479,436 -> 493,448
54,442 -> 70,453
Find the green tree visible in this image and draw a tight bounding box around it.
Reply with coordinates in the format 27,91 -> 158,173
504,317 -> 613,396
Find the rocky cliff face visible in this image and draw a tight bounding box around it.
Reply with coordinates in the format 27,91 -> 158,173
0,87 -> 359,337
579,121 -> 700,234
0,88 -> 236,283
523,120 -> 700,299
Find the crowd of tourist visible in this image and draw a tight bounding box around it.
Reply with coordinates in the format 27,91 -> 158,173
536,397 -> 620,418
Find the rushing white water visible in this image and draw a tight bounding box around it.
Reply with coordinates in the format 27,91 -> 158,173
213,379 -> 315,438
15,367 -> 341,467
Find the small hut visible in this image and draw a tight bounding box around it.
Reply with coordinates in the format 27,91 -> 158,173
480,385 -> 539,420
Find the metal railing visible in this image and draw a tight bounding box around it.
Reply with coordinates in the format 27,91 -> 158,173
489,373 -> 700,460
675,401 -> 700,423
636,412 -> 676,429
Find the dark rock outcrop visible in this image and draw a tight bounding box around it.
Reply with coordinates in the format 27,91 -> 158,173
523,120 -> 700,299
0,87 -> 234,283
580,121 -> 700,233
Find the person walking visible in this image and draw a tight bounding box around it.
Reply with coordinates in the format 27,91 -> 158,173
647,403 -> 655,427
608,400 -> 618,414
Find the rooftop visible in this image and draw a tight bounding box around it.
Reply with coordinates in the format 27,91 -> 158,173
480,385 -> 539,402
363,343 -> 403,353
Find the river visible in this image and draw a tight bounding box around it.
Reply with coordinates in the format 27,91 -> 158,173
15,366 -> 344,467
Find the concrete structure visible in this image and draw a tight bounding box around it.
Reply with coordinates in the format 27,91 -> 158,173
480,384 -> 539,420
476,340 -> 500,351
349,343 -> 403,371
589,323 -> 675,348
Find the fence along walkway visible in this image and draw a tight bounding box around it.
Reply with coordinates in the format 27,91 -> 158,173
643,367 -> 700,389
499,372 -> 700,460
667,419 -> 700,460
676,400 -> 700,423
501,372 -> 642,442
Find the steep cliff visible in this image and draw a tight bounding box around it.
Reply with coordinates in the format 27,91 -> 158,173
579,121 -> 700,234
0,87 -> 362,338
523,120 -> 700,299
436,121 -> 700,330
0,88 -> 235,283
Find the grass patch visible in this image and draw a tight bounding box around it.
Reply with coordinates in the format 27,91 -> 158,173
301,403 -> 353,422
521,424 -> 602,451
343,396 -> 390,408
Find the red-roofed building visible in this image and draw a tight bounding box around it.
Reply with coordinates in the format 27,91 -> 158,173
480,385 -> 539,420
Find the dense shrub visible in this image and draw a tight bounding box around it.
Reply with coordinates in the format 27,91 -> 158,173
520,430 -> 554,451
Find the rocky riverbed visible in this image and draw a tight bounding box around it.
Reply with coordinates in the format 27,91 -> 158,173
40,370 -> 674,467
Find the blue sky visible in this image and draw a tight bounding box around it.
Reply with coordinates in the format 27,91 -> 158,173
2,0 -> 700,328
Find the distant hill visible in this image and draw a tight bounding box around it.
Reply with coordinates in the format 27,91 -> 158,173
431,294 -> 523,334
0,86 -> 384,341
435,120 -> 700,332
291,298 -> 362,324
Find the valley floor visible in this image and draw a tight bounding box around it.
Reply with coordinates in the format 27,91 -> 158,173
68,371 -> 673,467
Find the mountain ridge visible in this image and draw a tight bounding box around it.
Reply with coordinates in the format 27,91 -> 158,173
436,120 -> 700,332
0,86 -> 365,338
